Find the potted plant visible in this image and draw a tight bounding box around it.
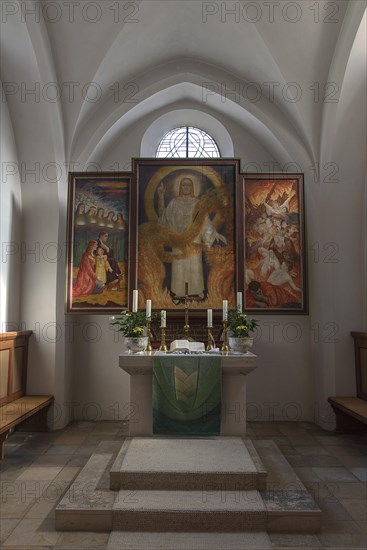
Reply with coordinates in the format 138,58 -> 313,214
227,308 -> 258,353
110,311 -> 150,352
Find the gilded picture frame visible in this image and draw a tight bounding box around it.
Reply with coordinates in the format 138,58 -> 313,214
240,174 -> 307,313
133,159 -> 239,313
66,172 -> 131,313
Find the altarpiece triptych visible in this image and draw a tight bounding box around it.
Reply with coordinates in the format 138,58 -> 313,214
66,160 -> 306,316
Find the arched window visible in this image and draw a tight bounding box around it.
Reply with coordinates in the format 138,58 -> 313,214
156,126 -> 221,158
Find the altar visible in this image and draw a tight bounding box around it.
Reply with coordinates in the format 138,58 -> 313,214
119,352 -> 257,436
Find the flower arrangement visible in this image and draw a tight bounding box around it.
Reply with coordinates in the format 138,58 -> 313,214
110,311 -> 149,337
110,310 -> 160,337
227,308 -> 258,338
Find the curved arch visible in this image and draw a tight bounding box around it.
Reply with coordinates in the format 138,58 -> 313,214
70,59 -> 315,169
320,1 -> 366,165
85,83 -> 300,170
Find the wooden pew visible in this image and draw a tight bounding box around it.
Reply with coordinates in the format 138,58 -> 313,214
328,332 -> 367,433
0,331 -> 53,458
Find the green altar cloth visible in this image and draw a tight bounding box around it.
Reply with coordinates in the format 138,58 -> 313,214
152,355 -> 222,435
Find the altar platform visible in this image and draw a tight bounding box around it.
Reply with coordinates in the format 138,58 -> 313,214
119,351 -> 257,436
55,434 -> 321,547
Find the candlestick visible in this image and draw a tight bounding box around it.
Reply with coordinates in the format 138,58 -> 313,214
207,308 -> 213,328
132,290 -> 138,312
161,310 -> 166,328
159,326 -> 167,352
145,319 -> 153,352
237,292 -> 243,312
222,300 -> 228,321
221,320 -> 230,352
206,326 -> 215,351
146,299 -> 151,318
184,291 -> 190,338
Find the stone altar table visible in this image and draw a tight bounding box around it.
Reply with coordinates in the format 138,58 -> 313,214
119,352 -> 257,436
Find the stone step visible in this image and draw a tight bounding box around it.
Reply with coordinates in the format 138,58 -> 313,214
112,489 -> 267,532
56,440 -> 120,531
252,439 -> 322,533
55,437 -> 321,534
110,437 -> 266,491
107,531 -> 272,549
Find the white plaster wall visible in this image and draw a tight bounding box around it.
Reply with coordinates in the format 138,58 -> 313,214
1,0 -> 365,427
71,117 -> 314,423
0,92 -> 22,327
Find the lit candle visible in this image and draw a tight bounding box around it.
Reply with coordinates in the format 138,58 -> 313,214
223,300 -> 228,321
132,290 -> 138,312
185,282 -> 189,296
207,309 -> 213,328
146,299 -> 151,318
237,292 -> 243,312
161,310 -> 166,328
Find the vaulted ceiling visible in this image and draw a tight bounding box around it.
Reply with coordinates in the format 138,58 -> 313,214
0,0 -> 365,169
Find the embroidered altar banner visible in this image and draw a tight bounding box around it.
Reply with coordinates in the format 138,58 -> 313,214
152,355 -> 221,435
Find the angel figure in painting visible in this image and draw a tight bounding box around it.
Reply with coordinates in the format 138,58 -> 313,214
157,177 -> 227,300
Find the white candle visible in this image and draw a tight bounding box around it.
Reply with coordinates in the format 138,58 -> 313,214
237,292 -> 243,312
161,310 -> 166,328
146,299 -> 151,318
132,289 -> 138,312
207,309 -> 213,328
222,300 -> 228,321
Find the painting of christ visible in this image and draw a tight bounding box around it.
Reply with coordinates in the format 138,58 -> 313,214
243,174 -> 307,313
135,160 -> 238,310
66,173 -> 130,313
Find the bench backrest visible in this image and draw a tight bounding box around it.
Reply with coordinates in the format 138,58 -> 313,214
0,331 -> 32,406
351,332 -> 367,401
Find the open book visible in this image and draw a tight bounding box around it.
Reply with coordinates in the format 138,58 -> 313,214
170,340 -> 205,352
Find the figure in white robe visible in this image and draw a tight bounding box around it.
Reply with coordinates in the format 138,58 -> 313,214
158,177 -> 227,298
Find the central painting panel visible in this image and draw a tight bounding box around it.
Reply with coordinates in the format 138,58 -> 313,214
135,160 -> 238,310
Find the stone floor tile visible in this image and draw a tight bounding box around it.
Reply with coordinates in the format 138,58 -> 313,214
0,519 -> 21,543
312,467 -> 360,482
55,531 -> 109,548
64,456 -> 89,468
326,445 -> 367,457
314,436 -> 353,447
270,533 -> 322,547
25,497 -> 57,519
53,466 -> 81,483
287,455 -> 342,468
3,517 -> 61,547
339,498 -> 367,522
357,520 -> 367,534
318,500 -> 354,521
302,481 -> 339,505
316,519 -> 367,548
349,468 -> 367,482
293,446 -> 330,456
43,445 -> 79,456
75,445 -> 99,457
293,467 -> 321,482
337,455 -> 367,468
328,481 -> 367,500
52,434 -> 88,445
0,498 -> 36,519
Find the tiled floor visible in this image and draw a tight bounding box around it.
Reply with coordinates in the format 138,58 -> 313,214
0,421 -> 366,549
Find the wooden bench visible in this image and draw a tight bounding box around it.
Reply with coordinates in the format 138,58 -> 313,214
0,331 -> 53,458
328,332 -> 367,433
